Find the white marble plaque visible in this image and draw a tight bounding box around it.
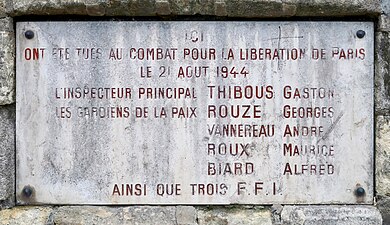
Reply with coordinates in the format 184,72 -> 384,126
16,22 -> 374,204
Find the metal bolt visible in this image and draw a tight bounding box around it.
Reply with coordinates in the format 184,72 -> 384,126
24,30 -> 34,39
22,186 -> 33,198
355,187 -> 365,197
356,30 -> 365,39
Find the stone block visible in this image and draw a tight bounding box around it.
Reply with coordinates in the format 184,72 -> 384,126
0,0 -> 7,17
122,206 -> 177,224
214,0 -> 227,16
85,3 -> 106,16
271,204 -> 283,224
281,205 -> 382,225
221,0 -> 380,17
379,15 -> 390,32
155,0 -> 171,15
0,205 -> 384,225
375,32 -> 390,115
0,206 -> 191,224
0,206 -> 53,225
379,0 -> 390,31
376,195 -> 390,225
53,206 -> 177,225
176,206 -> 197,225
376,115 -> 390,196
11,0 -> 160,16
0,104 -> 15,208
378,0 -> 390,112
197,206 -> 272,225
0,17 -> 14,105
53,206 -> 125,225
169,0 -> 215,15
292,0 -> 380,17
11,0 -> 91,16
9,0 -> 382,17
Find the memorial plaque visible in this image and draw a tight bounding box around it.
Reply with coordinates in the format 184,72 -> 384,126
16,22 -> 374,204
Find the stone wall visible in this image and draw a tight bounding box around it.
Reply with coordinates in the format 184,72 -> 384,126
0,0 -> 388,224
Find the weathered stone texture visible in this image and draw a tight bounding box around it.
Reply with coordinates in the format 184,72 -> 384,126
155,0 -> 171,15
376,116 -> 390,196
0,104 -> 15,208
377,0 -> 390,113
291,0 -> 380,17
376,195 -> 390,225
379,0 -> 390,31
176,206 -> 197,225
281,205 -> 382,225
10,0 -> 153,16
0,17 -> 14,105
0,206 -> 197,224
0,206 -> 197,225
221,0 -> 380,17
0,205 -> 384,225
53,206 -> 189,225
375,31 -> 390,115
271,204 -> 283,224
0,206 -> 53,225
53,206 -> 127,225
9,0 -> 381,17
0,0 -> 7,18
197,206 -> 272,225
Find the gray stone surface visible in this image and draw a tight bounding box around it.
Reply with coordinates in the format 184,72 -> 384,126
198,206 -> 272,225
53,206 -> 125,225
155,0 -> 172,16
122,206 -> 178,225
0,206 -> 190,224
376,195 -> 390,225
0,205 -> 385,225
375,32 -> 390,115
8,0 -> 381,17
54,206 -> 177,225
281,205 -> 382,225
0,206 -> 53,225
292,0 -> 380,17
0,104 -> 15,208
0,0 -> 7,18
379,15 -> 390,32
376,116 -> 390,196
271,204 -> 283,224
10,0 -> 167,16
223,0 -> 380,17
379,0 -> 390,31
0,17 -> 14,105
176,206 -> 197,225
375,11 -> 390,115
